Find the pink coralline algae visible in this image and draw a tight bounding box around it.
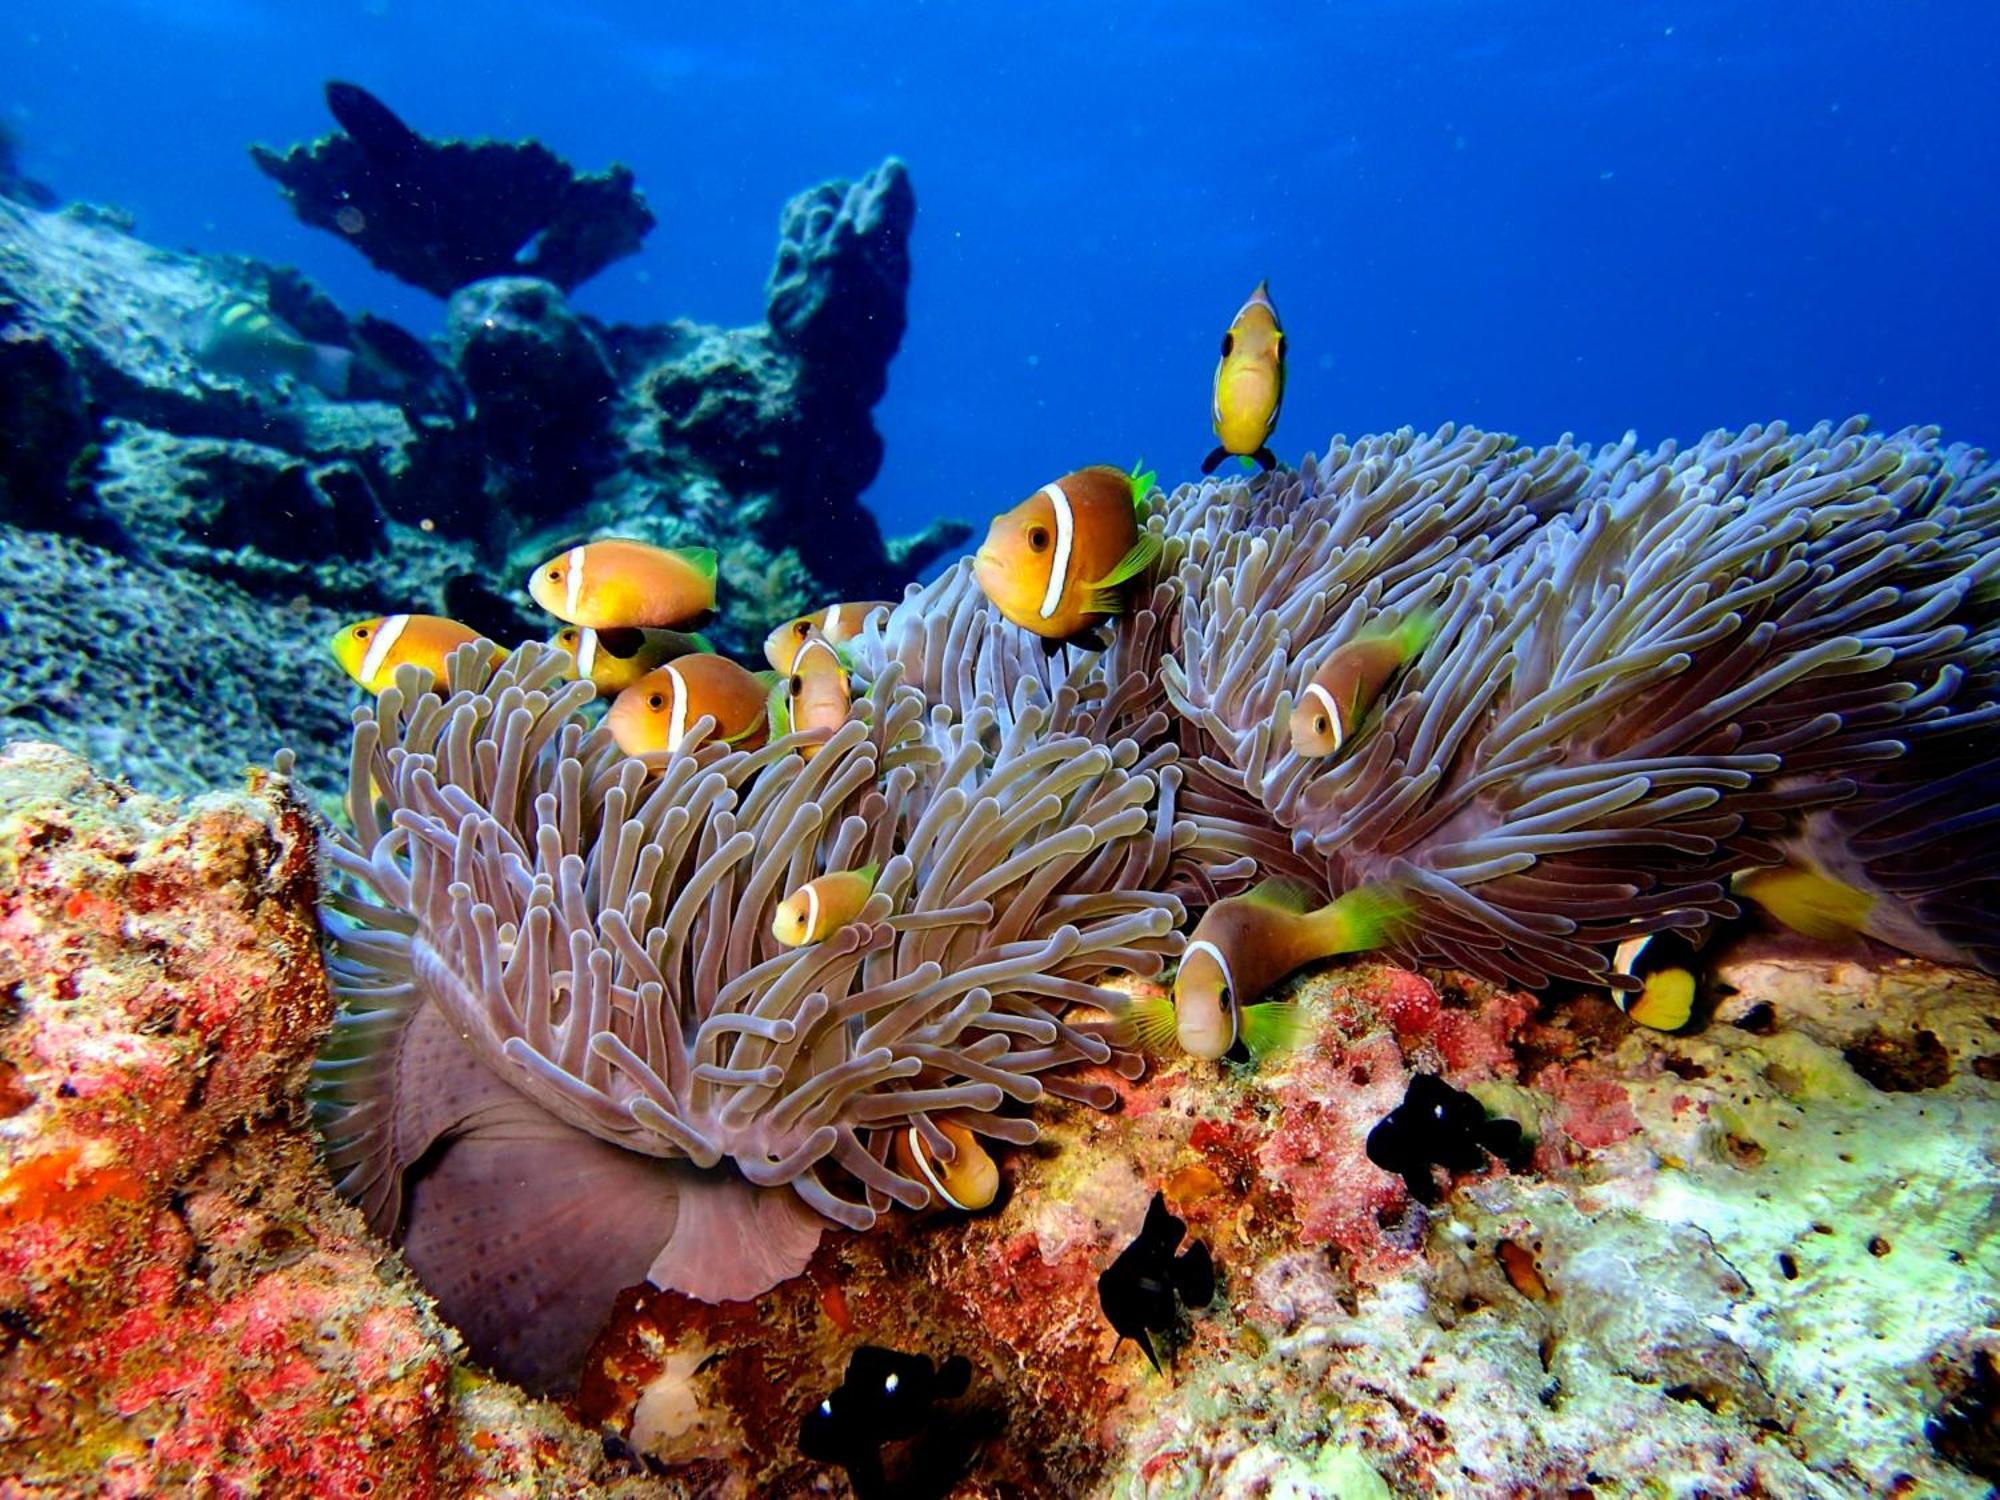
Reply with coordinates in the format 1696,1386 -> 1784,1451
0,743 -> 651,1498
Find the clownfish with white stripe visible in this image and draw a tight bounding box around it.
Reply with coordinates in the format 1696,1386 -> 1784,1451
972,464 -> 1160,651
1608,928 -> 1704,1032
550,625 -> 714,695
330,614 -> 497,695
1289,612 -> 1437,758
774,632 -> 853,759
528,538 -> 717,630
892,1119 -> 1000,1212
1202,280 -> 1285,475
1122,879 -> 1411,1062
771,864 -> 880,946
764,600 -> 893,674
606,654 -> 772,756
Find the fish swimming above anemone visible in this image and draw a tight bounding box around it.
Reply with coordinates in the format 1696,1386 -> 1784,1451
194,295 -> 353,398
550,624 -> 713,695
529,537 -> 718,629
330,613 -> 494,695
1289,611 -> 1436,758
775,630 -> 855,757
1202,279 -> 1284,475
972,464 -> 1161,651
765,600 -> 893,673
605,652 -> 774,755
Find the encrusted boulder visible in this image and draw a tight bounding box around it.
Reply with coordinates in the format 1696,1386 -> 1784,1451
251,82 -> 655,298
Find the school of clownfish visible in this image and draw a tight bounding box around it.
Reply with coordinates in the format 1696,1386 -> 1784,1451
329,278 -> 1793,1119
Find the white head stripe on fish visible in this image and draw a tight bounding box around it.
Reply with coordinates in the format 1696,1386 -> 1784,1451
1302,681 -> 1344,754
576,628 -> 599,680
1037,482 -> 1074,621
905,1125 -> 968,1211
564,545 -> 586,620
803,881 -> 822,942
822,604 -> 841,633
796,637 -> 840,675
665,662 -> 689,752
1613,935 -> 1650,977
359,614 -> 410,686
1183,938 -> 1239,1049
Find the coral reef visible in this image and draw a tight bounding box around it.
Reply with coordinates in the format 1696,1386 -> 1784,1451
0,743 -> 646,1496
252,82 -> 656,298
1,144 -> 959,806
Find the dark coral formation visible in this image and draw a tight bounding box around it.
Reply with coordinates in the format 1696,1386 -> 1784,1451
251,82 -> 656,297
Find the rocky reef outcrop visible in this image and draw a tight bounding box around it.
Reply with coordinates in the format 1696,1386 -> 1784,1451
0,124 -> 959,805
3,742 -> 1992,1496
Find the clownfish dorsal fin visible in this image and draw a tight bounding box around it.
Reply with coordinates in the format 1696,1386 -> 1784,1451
854,861 -> 880,892
1128,460 -> 1158,513
673,546 -> 718,584
1243,878 -> 1319,916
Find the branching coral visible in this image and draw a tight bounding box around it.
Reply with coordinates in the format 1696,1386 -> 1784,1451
314,643 -> 1179,1387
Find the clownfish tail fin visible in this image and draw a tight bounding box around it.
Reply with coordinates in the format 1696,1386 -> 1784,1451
1311,881 -> 1414,957
1201,446 -> 1228,476
1390,609 -> 1441,665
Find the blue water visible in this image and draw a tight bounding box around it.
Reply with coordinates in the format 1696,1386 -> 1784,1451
9,0 -> 1996,540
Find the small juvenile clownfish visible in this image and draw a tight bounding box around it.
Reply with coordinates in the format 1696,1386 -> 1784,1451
763,600 -> 893,674
528,538 -> 717,630
549,625 -> 713,695
892,1120 -> 1000,1212
1203,279 -> 1285,476
771,863 -> 879,946
1123,879 -> 1410,1062
1289,612 -> 1437,758
774,633 -> 853,758
1608,929 -> 1702,1032
606,654 -> 772,757
330,614 -> 496,695
972,464 -> 1161,650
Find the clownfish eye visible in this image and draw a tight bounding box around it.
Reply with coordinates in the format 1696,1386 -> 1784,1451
794,620 -> 812,638
547,567 -> 562,581
647,693 -> 665,710
1027,525 -> 1050,553
355,626 -> 371,639
1221,331 -> 1235,358
1314,715 -> 1329,736
789,674 -> 803,697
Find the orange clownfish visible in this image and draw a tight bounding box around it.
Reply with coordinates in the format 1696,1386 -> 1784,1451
551,625 -> 714,695
1124,879 -> 1410,1062
1289,612 -> 1437,758
763,600 -> 893,674
972,465 -> 1160,649
776,633 -> 853,758
892,1120 -> 1000,1212
771,863 -> 879,946
1203,279 -> 1285,475
606,654 -> 772,757
528,539 -> 717,630
330,614 -> 495,695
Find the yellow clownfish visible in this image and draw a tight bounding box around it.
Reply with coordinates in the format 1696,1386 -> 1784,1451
972,465 -> 1160,648
1730,864 -> 1877,942
550,625 -> 714,695
771,863 -> 879,946
1609,930 -> 1702,1032
1289,612 -> 1437,758
892,1120 -> 1000,1212
1203,279 -> 1285,476
763,600 -> 893,674
606,654 -> 772,757
775,633 -> 853,758
330,614 -> 496,695
1123,879 -> 1410,1062
528,539 -> 717,630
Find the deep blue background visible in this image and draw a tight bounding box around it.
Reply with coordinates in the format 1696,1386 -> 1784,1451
8,1 -> 1997,540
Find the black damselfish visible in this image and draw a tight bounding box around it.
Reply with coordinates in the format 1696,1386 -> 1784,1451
1096,1192 -> 1216,1372
799,1344 -> 972,1495
1365,1072 -> 1529,1204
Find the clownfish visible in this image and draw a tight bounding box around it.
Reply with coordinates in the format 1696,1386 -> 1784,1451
606,654 -> 772,756
330,614 -> 495,695
195,297 -> 352,398
550,625 -> 714,695
1289,612 -> 1437,758
771,864 -> 879,947
972,465 -> 1161,649
528,539 -> 717,630
764,601 -> 893,674
892,1120 -> 1000,1212
1123,879 -> 1410,1062
1609,930 -> 1703,1032
1202,280 -> 1285,475
774,633 -> 853,758
1731,864 -> 1877,942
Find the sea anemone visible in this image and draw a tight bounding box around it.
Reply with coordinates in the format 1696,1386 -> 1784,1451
314,643 -> 1180,1387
